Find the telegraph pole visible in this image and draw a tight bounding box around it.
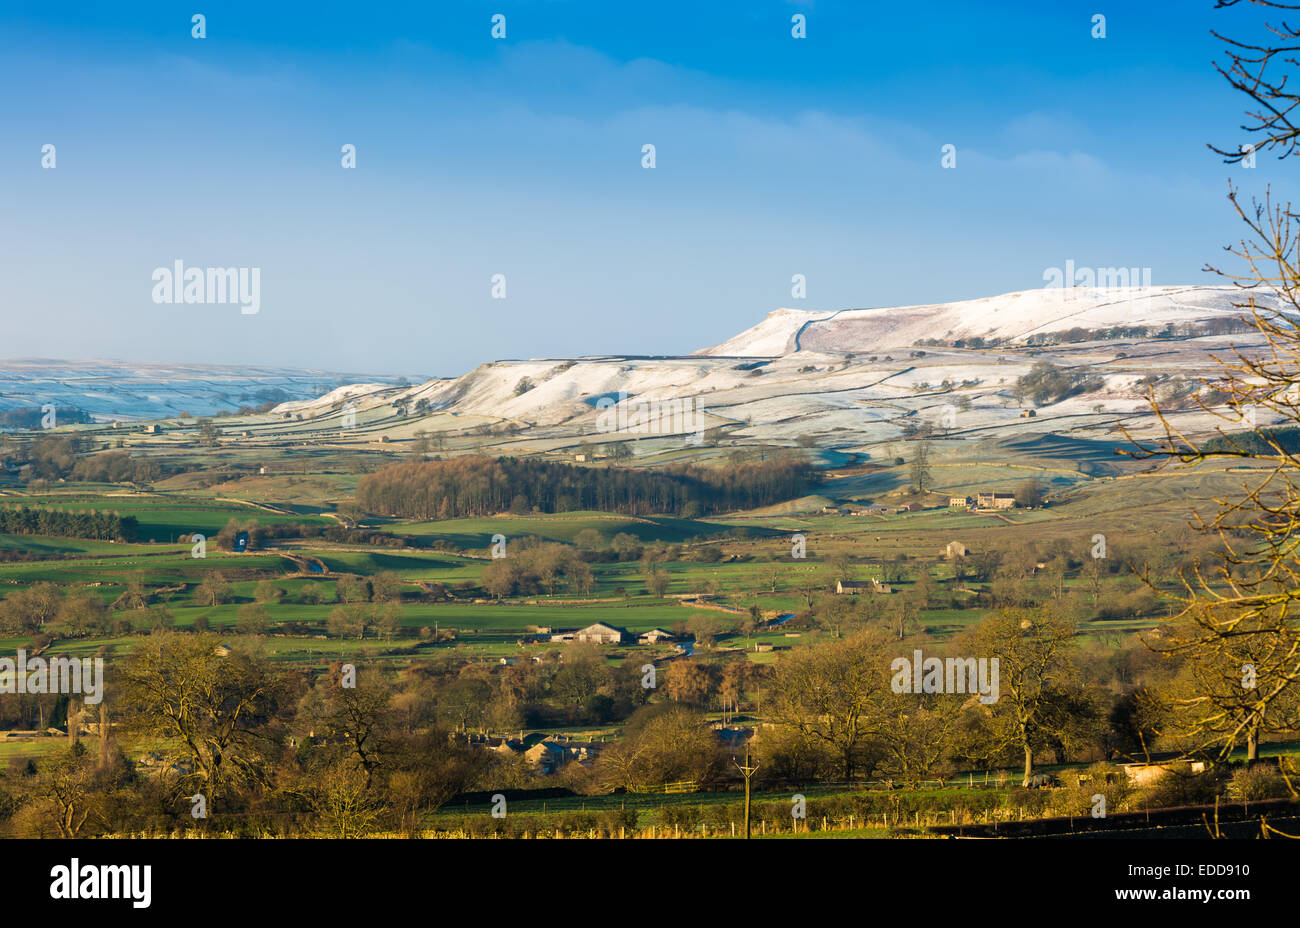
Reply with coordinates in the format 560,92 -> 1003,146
734,749 -> 760,839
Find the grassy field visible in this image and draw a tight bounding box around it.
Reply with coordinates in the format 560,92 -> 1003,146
15,492 -> 333,541
0,463 -> 1215,654
385,511 -> 739,547
0,435 -> 1278,833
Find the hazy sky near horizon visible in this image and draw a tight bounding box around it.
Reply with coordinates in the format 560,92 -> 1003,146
1,0 -> 1294,375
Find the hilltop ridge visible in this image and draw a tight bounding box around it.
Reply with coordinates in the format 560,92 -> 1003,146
694,285 -> 1267,357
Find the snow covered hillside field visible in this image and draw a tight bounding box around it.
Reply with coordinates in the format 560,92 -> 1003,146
0,359 -> 401,423
254,285 -> 1280,465
7,285 -> 1281,505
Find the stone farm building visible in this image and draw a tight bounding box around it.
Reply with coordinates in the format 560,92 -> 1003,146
523,739 -> 602,774
850,505 -> 889,516
942,541 -> 969,559
950,493 -> 1016,510
471,735 -> 602,775
639,628 -> 675,643
1119,758 -> 1207,787
836,579 -> 892,595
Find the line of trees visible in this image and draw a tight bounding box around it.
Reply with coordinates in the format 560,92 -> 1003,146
1014,362 -> 1103,407
0,637 -> 490,837
1200,425 -> 1300,456
0,436 -> 188,484
480,540 -> 595,597
0,407 -> 93,429
355,455 -> 813,519
70,450 -> 167,484
0,505 -> 138,541
915,318 -> 1255,350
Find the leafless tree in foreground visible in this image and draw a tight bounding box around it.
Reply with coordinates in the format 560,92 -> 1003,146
1117,2 -> 1300,767
1210,0 -> 1300,164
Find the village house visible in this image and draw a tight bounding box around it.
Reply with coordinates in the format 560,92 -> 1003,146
523,738 -> 602,774
948,496 -> 973,508
481,736 -> 524,758
524,741 -> 564,773
975,492 -> 1016,510
836,579 -> 892,595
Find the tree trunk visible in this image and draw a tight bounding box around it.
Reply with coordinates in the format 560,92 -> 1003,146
99,701 -> 110,769
1021,742 -> 1033,787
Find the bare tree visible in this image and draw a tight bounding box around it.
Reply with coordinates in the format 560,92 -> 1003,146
1209,0 -> 1300,164
1119,1 -> 1300,763
968,608 -> 1077,786
767,632 -> 892,780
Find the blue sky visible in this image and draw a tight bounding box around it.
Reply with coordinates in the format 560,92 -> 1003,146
0,1 -> 1290,374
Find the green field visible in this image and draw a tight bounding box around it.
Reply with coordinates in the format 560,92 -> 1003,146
0,434 -> 1286,840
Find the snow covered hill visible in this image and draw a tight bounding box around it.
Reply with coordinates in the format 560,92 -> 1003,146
10,285 -> 1281,457
694,286 -> 1269,357
247,284 -> 1279,458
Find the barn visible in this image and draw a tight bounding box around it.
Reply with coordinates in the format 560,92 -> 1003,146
574,622 -> 626,644
836,579 -> 892,595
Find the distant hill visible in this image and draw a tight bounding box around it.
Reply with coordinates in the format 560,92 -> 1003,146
0,359 -> 409,421
255,284 -> 1282,460
16,286 -> 1287,476
694,286 -> 1268,357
